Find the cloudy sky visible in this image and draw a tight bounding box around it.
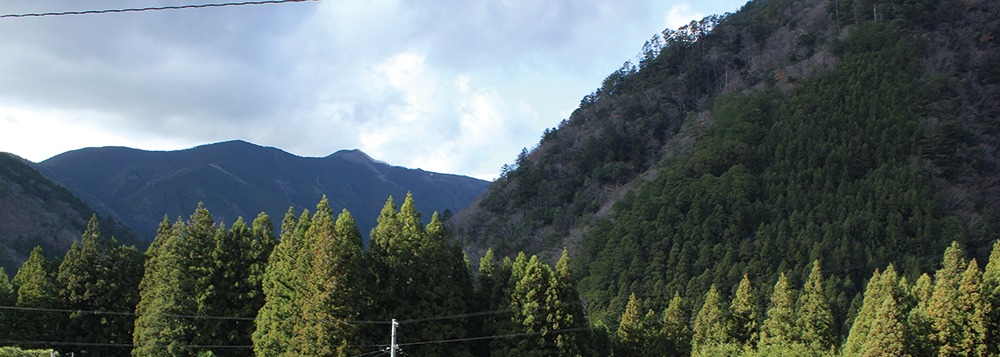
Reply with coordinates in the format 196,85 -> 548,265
0,0 -> 746,180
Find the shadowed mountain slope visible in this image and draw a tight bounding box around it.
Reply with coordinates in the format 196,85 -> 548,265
36,140 -> 489,241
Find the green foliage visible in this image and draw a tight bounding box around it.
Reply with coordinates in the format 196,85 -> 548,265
132,205 -> 216,356
692,285 -> 730,352
0,347 -> 56,357
294,196 -> 366,356
760,273 -> 796,347
0,267 -> 13,326
844,266 -> 902,356
796,261 -> 834,351
615,293 -> 650,356
926,242 -> 989,356
862,294 -> 906,357
983,241 -> 1000,355
661,293 -> 692,356
200,213 -> 272,357
56,215 -> 143,356
577,15 -> 960,327
547,249 -> 595,356
253,208 -> 308,356
905,273 -> 936,356
368,193 -> 473,356
0,153 -> 140,274
485,251 -> 598,357
10,247 -> 60,343
730,274 -> 760,348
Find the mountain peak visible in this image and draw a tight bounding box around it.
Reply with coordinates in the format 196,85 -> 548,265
331,149 -> 393,167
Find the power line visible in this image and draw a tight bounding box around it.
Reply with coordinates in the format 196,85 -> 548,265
397,307 -> 516,324
0,339 -> 250,349
348,349 -> 390,357
0,339 -> 131,348
0,305 -> 388,325
395,327 -> 594,347
396,301 -> 586,324
0,0 -> 317,19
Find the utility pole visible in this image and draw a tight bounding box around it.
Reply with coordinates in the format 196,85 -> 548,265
390,318 -> 399,357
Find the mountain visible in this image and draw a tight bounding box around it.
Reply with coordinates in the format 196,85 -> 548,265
35,140 -> 490,241
452,0 -> 999,324
0,152 -> 138,273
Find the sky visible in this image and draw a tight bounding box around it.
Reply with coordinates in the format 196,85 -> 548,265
0,0 -> 747,181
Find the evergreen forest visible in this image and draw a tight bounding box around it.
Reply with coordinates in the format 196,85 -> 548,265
2,197 -> 1000,356
1,0 -> 999,355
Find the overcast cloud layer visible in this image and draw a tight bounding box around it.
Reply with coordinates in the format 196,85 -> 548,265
0,0 -> 746,180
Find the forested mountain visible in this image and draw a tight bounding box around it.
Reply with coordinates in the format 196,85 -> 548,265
0,152 -> 137,273
3,0 -> 1000,355
452,0 -> 999,335
35,140 -> 489,241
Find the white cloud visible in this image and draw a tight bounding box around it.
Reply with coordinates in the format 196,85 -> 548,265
664,2 -> 706,30
0,0 -> 747,180
0,105 -> 196,161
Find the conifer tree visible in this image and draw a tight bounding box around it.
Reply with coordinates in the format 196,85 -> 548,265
409,211 -> 473,356
483,253 -> 518,355
57,215 -> 143,356
844,265 -> 902,356
399,192 -> 424,240
249,212 -> 277,306
11,247 -> 60,343
692,284 -> 729,352
517,255 -> 557,354
369,194 -> 473,355
133,203 -> 217,356
843,269 -> 885,356
928,241 -> 972,356
370,196 -> 399,251
796,260 -> 834,351
334,209 -> 363,250
201,214 -> 272,356
368,196 -> 404,319
546,248 -> 594,356
615,292 -> 648,356
730,273 -> 760,348
13,247 -> 58,308
661,292 -> 692,356
905,273 -> 935,357
490,254 -> 557,356
981,240 -> 1000,354
861,295 -> 905,357
474,249 -> 498,356
0,267 -> 13,340
293,196 -> 365,356
253,208 -> 307,356
957,260 -> 989,356
759,273 -> 796,347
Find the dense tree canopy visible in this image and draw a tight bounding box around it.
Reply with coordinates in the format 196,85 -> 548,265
2,0 -> 998,355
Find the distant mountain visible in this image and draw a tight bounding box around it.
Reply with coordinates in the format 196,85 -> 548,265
0,153 -> 138,273
35,140 -> 490,241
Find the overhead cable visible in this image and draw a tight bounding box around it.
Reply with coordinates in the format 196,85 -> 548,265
0,0 -> 317,19
0,305 -> 387,324
396,327 -> 594,347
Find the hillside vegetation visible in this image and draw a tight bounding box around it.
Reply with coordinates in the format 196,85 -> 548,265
453,0 -> 998,326
3,196 -> 1000,355
1,0 -> 999,354
0,153 -> 138,273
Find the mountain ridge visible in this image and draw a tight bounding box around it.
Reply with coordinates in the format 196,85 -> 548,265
0,152 -> 138,273
35,140 -> 490,241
